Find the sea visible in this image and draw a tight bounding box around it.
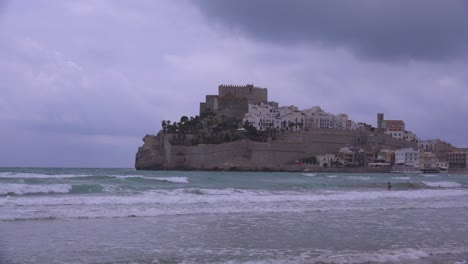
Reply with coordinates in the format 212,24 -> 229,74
1,168 -> 467,264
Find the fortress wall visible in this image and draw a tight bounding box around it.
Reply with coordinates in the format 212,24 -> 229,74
250,141 -> 306,167
367,133 -> 417,149
148,128 -> 418,170
217,96 -> 249,119
163,135 -> 173,166
204,95 -> 218,113
249,130 -> 360,168
247,87 -> 268,104
276,129 -> 360,156
218,85 -> 267,104
171,140 -> 250,169
199,102 -> 206,115
301,129 -> 360,155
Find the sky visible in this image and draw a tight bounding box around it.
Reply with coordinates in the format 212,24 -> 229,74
1,0 -> 468,168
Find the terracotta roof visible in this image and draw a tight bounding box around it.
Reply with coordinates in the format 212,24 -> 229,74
384,120 -> 405,126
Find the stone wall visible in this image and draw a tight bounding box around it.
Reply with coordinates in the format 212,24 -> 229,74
216,96 -> 249,120
300,129 -> 361,155
167,139 -> 251,169
218,84 -> 267,104
250,141 -> 305,168
367,133 -> 417,149
136,128 -> 419,171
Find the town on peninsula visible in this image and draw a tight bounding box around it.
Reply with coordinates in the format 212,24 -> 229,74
135,84 -> 468,173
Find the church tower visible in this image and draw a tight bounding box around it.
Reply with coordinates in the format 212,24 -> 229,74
377,113 -> 384,130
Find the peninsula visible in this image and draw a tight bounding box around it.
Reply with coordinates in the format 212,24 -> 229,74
135,84 -> 467,172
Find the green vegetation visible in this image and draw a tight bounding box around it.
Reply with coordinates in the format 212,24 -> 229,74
161,113 -> 282,145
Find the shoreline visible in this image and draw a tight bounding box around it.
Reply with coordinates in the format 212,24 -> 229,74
136,166 -> 468,174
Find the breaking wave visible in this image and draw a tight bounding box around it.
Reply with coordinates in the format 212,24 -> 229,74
112,175 -> 189,183
2,187 -> 468,220
422,181 -> 462,188
0,172 -> 91,179
0,183 -> 72,195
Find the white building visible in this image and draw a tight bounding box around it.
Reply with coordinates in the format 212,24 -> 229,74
278,105 -> 304,131
303,106 -> 336,129
335,114 -> 349,130
243,104 -> 304,131
395,148 -> 419,168
243,103 -> 281,130
316,154 -> 343,167
385,129 -> 418,142
244,104 -> 353,132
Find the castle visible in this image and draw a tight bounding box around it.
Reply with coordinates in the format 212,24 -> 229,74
199,84 -> 277,120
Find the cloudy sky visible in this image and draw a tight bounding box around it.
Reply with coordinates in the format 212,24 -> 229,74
1,0 -> 468,168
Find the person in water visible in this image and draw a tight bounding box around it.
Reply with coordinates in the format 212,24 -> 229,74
387,182 -> 392,190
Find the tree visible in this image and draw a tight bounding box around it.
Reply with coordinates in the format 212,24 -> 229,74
243,121 -> 258,138
161,120 -> 167,134
180,116 -> 189,124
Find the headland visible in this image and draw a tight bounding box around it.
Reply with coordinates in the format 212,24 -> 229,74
136,84 -> 468,173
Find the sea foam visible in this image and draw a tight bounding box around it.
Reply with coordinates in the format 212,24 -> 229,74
0,183 -> 72,195
422,181 -> 462,188
113,175 -> 189,183
0,172 -> 91,179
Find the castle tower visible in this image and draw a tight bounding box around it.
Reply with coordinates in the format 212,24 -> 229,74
377,113 -> 384,130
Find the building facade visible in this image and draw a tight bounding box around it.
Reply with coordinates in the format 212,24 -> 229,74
447,151 -> 467,168
395,148 -> 419,168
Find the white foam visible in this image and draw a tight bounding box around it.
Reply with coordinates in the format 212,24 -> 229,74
169,246 -> 468,264
154,177 -> 189,183
0,172 -> 90,179
392,177 -> 411,180
2,188 -> 468,221
113,175 -> 189,183
0,183 -> 72,195
3,188 -> 468,206
422,181 -> 462,188
349,176 -> 371,180
327,175 -> 338,178
314,248 -> 431,264
302,173 -> 316,177
423,174 -> 437,177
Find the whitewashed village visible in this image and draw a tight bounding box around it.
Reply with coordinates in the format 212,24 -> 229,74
136,84 -> 467,172
241,93 -> 459,172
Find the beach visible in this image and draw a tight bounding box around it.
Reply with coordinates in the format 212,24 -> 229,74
1,168 -> 468,263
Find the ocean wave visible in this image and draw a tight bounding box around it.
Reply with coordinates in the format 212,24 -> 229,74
2,188 -> 467,207
349,176 -> 371,181
2,188 -> 468,220
154,177 -> 189,183
422,181 -> 462,188
327,175 -> 338,178
0,172 -> 91,179
392,176 -> 411,180
0,183 -> 72,195
112,175 -> 189,183
312,246 -> 468,264
301,173 -> 317,177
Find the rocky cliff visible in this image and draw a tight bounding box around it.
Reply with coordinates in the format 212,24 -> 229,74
135,135 -> 167,170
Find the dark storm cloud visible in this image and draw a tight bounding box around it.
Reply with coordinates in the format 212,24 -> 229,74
194,0 -> 468,61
